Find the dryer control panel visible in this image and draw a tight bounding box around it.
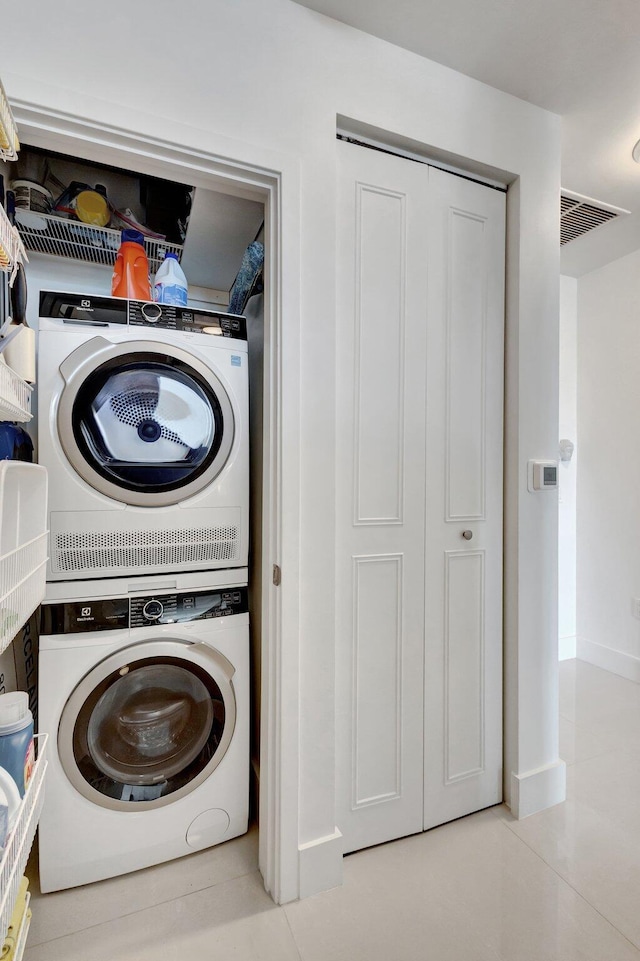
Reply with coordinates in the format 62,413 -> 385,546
128,301 -> 247,339
39,290 -> 247,340
41,587 -> 249,635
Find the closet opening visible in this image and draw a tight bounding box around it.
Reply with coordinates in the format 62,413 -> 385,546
7,101 -> 299,904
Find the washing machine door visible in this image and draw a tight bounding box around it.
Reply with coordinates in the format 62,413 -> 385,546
58,640 -> 237,810
57,338 -> 235,507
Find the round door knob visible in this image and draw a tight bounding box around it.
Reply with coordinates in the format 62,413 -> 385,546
462,530 -> 473,540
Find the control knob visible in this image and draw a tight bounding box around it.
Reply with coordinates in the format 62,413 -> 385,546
142,599 -> 164,621
141,302 -> 162,324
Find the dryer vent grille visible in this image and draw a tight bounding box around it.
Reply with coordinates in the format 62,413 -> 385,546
54,526 -> 239,573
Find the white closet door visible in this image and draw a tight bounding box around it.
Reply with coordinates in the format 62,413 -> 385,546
335,143 -> 428,853
423,167 -> 505,831
335,141 -> 505,854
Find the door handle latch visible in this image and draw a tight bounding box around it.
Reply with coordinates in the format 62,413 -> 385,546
462,530 -> 473,540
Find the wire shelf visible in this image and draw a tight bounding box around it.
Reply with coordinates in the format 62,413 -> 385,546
11,891 -> 31,961
0,363 -> 32,423
0,735 -> 48,945
0,78 -> 19,163
0,204 -> 28,284
15,213 -> 184,273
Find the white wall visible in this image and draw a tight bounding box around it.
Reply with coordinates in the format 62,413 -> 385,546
2,0 -> 563,900
559,276 -> 577,660
577,250 -> 640,681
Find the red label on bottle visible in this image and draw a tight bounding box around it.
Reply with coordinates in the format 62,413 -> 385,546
24,739 -> 35,790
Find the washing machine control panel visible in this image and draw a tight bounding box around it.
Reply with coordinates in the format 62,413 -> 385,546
130,587 -> 249,628
41,588 -> 249,635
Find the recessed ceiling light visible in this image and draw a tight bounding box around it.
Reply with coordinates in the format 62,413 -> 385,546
632,139 -> 640,162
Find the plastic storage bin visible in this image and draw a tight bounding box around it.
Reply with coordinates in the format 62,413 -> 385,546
0,463 -> 47,655
0,734 -> 47,946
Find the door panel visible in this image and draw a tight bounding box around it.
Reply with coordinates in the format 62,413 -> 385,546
443,549 -> 485,782
353,183 -> 405,524
423,167 -> 505,830
445,208 -> 488,520
336,144 -> 428,853
351,553 -> 403,807
336,141 -> 505,852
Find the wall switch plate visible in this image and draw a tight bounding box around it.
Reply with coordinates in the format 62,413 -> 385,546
633,599 -> 640,620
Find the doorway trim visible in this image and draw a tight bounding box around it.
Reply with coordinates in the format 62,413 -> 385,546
11,99 -> 302,904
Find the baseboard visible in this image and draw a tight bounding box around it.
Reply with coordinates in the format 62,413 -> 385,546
576,636 -> 640,682
298,829 -> 343,900
510,760 -> 566,819
559,635 -> 576,661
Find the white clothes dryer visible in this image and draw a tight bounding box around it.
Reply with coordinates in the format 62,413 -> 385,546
38,291 -> 249,581
38,569 -> 249,892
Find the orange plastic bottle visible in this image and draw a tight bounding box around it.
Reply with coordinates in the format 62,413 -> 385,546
111,229 -> 152,300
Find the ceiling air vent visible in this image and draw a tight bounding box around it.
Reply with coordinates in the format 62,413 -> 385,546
561,192 -> 628,245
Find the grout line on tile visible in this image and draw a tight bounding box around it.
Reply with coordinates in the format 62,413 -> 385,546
280,907 -> 305,961
495,816 -> 640,955
28,866 -> 261,949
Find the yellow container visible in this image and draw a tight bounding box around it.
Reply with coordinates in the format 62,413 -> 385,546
76,190 -> 110,227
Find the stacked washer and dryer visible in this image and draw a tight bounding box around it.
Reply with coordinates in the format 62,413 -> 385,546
36,290 -> 251,892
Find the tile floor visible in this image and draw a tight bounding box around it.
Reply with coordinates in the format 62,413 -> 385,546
23,659 -> 640,960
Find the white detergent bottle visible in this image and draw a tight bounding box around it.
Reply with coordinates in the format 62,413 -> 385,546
0,765 -> 21,850
153,252 -> 188,306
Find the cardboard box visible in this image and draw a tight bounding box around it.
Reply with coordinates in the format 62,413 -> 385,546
0,612 -> 38,729
0,641 -> 18,695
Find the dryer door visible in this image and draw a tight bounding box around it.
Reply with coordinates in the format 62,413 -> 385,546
57,338 -> 235,507
58,639 -> 237,810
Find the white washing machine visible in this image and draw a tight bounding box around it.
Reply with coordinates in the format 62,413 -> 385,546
38,569 -> 249,892
38,290 -> 249,581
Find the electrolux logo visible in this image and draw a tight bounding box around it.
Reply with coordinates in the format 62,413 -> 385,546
78,605 -> 95,623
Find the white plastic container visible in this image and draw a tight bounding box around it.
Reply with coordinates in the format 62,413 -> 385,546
0,463 -> 48,657
0,694 -> 33,797
153,252 -> 188,305
0,766 -> 21,849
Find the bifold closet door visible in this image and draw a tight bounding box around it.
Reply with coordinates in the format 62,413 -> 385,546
335,140 -> 505,854
423,167 -> 505,832
334,144 -> 429,853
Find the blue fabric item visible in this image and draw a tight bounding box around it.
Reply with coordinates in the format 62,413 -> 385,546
228,241 -> 264,315
0,423 -> 33,461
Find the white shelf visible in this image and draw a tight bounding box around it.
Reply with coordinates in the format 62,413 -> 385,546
15,212 -> 184,273
0,363 -> 32,423
0,463 -> 47,655
0,734 -> 47,945
0,77 -> 19,163
0,203 -> 27,285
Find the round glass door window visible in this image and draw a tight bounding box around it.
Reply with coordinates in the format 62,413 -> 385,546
66,656 -> 233,807
70,353 -> 229,496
